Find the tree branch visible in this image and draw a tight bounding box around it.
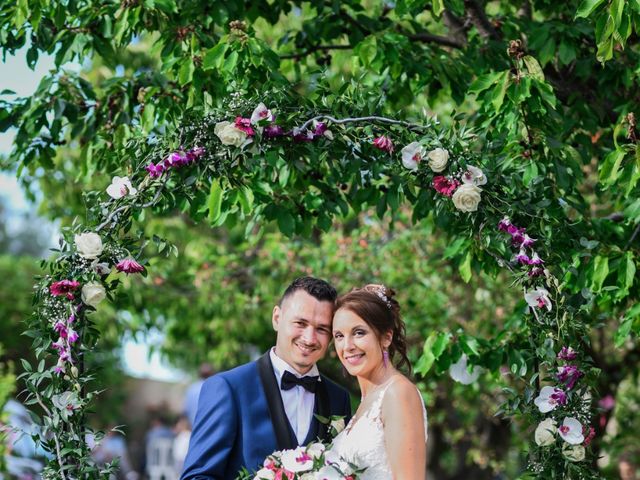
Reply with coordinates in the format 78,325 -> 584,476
406,31 -> 465,49
464,0 -> 501,40
297,115 -> 429,133
517,0 -> 532,20
443,9 -> 469,47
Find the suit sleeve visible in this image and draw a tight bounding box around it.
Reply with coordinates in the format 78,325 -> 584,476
180,375 -> 237,480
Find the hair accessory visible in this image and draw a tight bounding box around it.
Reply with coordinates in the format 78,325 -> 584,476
368,285 -> 392,309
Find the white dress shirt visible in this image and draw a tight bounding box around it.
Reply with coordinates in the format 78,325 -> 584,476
269,348 -> 319,445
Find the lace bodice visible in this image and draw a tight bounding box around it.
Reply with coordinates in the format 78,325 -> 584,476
329,378 -> 428,480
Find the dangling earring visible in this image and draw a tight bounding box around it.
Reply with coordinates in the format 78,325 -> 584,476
383,349 -> 389,368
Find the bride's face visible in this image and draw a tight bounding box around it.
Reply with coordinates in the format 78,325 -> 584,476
332,308 -> 389,379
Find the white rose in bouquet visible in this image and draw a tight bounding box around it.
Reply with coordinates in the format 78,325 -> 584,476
74,232 -> 103,259
452,184 -> 482,212
534,418 -> 557,446
427,147 -> 449,172
562,444 -> 586,462
215,121 -> 250,147
81,281 -> 106,308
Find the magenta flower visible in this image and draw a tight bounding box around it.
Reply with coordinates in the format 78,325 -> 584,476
521,234 -> 536,248
50,280 -> 80,300
185,146 -> 205,163
515,248 -> 530,265
54,361 -> 65,375
598,395 -> 615,411
234,116 -> 255,136
498,217 -> 512,232
292,127 -> 315,142
432,176 -> 460,197
550,388 -> 568,406
67,329 -> 79,344
59,349 -> 71,362
68,313 -> 76,324
163,151 -> 188,168
528,252 -> 544,265
558,346 -> 578,361
52,338 -> 65,352
116,258 -> 145,274
54,321 -> 68,339
146,162 -> 165,178
528,267 -> 544,277
313,122 -> 328,137
557,365 -> 583,390
373,135 -> 395,153
263,125 -> 285,138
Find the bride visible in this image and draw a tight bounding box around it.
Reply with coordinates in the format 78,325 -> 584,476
329,285 -> 427,480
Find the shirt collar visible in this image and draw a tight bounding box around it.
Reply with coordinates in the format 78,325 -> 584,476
270,347 -> 319,381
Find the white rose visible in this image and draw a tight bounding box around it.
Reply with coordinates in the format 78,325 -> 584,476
306,442 -> 325,459
253,468 -> 275,480
427,147 -> 449,172
401,142 -> 424,171
314,465 -> 343,480
452,184 -> 482,212
534,418 -> 557,446
81,282 -> 106,308
562,444 -> 586,462
330,418 -> 345,434
214,121 -> 250,147
106,176 -> 138,199
74,232 -> 103,259
461,165 -> 487,186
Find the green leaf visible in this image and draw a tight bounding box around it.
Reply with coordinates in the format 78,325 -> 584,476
238,187 -> 254,215
469,72 -> 502,95
414,332 -> 451,375
460,334 -> 480,356
277,211 -> 295,236
523,56 -> 545,81
459,250 -> 472,283
222,51 -> 239,73
591,255 -> 609,292
356,36 -> 378,68
575,0 -> 607,18
432,0 -> 445,16
599,148 -> 626,186
207,179 -> 224,224
178,57 -> 195,85
202,43 -> 229,71
617,251 -> 636,295
523,161 -> 538,187
490,71 -> 510,111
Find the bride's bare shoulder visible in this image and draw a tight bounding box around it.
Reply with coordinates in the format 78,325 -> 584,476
383,375 -> 423,409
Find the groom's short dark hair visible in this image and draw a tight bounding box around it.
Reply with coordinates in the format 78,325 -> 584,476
279,276 -> 337,306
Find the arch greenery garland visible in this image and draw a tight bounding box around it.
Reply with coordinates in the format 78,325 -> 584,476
22,84 -> 601,479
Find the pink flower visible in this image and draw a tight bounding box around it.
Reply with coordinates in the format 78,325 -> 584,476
432,176 -> 460,197
373,136 -> 394,153
292,127 -> 315,142
583,426 -> 596,446
313,122 -> 328,137
524,287 -> 552,311
521,234 -> 536,248
50,280 -> 80,299
234,117 -> 255,136
116,258 -> 145,274
295,452 -> 312,463
164,152 -> 188,168
598,395 -> 615,411
146,162 -> 165,178
52,338 -> 65,352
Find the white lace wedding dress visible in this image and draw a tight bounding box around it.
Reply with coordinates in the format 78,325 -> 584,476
329,378 -> 428,479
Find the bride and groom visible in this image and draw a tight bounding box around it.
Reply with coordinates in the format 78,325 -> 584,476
181,277 -> 427,480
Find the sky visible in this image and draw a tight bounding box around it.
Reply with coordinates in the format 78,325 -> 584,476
1,48 -> 185,382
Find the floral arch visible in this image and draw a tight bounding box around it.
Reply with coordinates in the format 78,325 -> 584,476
21,83 -> 602,479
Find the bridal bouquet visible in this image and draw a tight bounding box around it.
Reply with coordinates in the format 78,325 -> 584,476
238,417 -> 363,480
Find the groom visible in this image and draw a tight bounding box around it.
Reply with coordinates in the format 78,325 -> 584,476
180,277 -> 351,480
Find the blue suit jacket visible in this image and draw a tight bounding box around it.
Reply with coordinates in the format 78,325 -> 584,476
181,352 -> 351,480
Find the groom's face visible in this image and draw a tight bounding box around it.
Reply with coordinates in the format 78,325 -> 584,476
272,289 -> 334,375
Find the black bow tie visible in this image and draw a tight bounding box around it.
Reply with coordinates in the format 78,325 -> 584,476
280,370 -> 319,393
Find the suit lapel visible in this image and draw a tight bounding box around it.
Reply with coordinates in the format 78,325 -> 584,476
314,377 -> 331,442
257,352 -> 297,450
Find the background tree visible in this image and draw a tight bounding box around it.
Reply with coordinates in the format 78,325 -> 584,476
1,0 -> 639,478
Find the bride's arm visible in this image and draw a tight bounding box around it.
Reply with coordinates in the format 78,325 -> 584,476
382,380 -> 427,480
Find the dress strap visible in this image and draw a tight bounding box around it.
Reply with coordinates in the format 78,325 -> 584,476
367,376 -> 401,420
